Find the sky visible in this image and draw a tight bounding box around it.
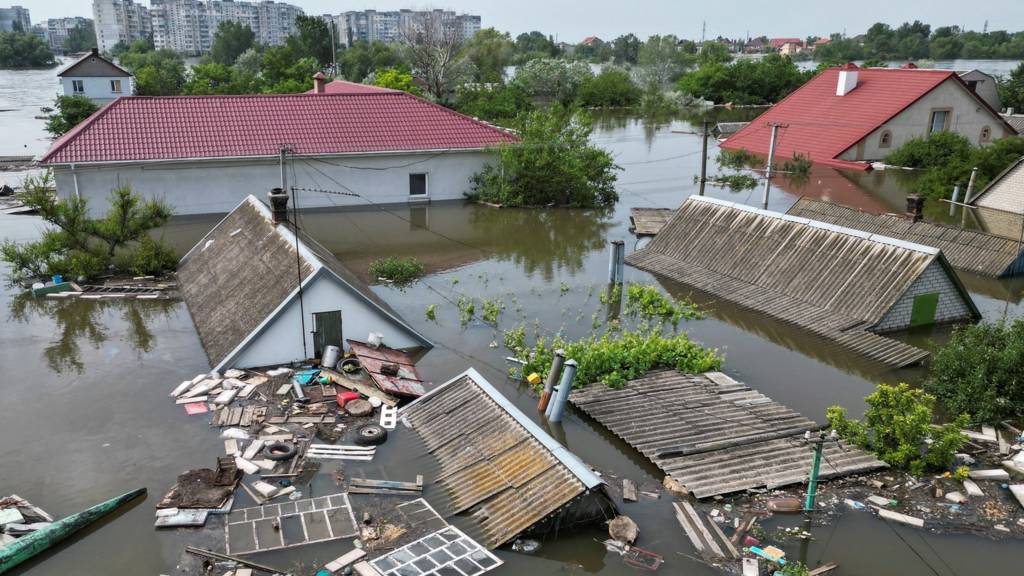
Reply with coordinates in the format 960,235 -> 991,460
20,0 -> 1024,41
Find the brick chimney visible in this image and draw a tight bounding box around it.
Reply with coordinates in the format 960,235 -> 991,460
268,188 -> 289,224
312,72 -> 327,94
906,195 -> 925,223
836,63 -> 859,96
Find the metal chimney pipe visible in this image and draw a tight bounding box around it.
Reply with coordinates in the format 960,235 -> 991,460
548,359 -> 578,423
608,240 -> 625,284
537,349 -> 566,412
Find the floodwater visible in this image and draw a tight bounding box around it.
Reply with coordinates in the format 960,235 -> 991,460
794,58 -> 1022,76
2,88 -> 1024,574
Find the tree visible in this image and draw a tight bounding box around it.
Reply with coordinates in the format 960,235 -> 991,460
611,33 -> 641,64
233,47 -> 261,76
260,45 -> 318,93
926,320 -> 1024,423
813,33 -> 864,62
117,42 -> 186,95
998,62 -> 1024,112
210,21 -> 255,65
45,95 -> 100,136
677,53 -> 810,105
182,62 -> 260,95
0,175 -> 175,282
468,107 -> 619,208
0,30 -> 57,68
638,34 -> 694,88
288,14 -> 333,68
513,58 -> 593,104
339,41 -> 403,82
400,13 -> 467,101
514,31 -> 557,57
577,66 -> 639,108
827,383 -> 966,476
451,82 -> 532,124
63,21 -> 96,53
463,28 -> 514,83
372,67 -> 422,96
698,41 -> 732,65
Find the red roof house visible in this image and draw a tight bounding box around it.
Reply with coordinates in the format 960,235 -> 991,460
721,64 -> 1016,171
40,78 -> 519,216
769,37 -> 803,49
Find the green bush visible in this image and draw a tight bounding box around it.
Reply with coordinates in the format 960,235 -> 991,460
676,54 -> 811,105
468,107 -> 619,207
368,256 -> 424,286
45,95 -> 100,137
623,283 -> 703,328
925,320 -> 1024,423
884,131 -> 973,168
577,66 -> 640,108
953,465 -> 970,482
885,132 -> 1024,199
512,58 -> 593,104
451,83 -> 532,124
0,30 -> 56,68
130,236 -> 178,276
827,383 -> 966,476
717,148 -> 761,170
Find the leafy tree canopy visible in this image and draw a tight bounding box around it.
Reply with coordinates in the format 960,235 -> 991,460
677,53 -> 810,105
45,95 -> 99,136
0,30 -> 57,68
210,21 -> 255,65
339,41 -> 403,83
513,58 -> 593,104
463,28 -> 515,83
63,21 -> 96,53
371,67 -> 422,96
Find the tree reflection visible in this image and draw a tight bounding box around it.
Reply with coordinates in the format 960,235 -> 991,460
8,294 -> 176,374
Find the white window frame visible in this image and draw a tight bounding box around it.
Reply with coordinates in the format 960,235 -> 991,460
409,172 -> 429,199
110,79 -> 122,94
71,79 -> 84,93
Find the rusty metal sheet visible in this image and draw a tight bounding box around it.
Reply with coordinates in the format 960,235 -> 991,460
347,339 -> 425,397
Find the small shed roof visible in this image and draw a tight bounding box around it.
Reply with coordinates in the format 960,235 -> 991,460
626,195 -> 979,367
176,194 -> 430,370
57,48 -> 131,78
569,369 -> 888,498
400,368 -> 603,549
787,197 -> 1024,277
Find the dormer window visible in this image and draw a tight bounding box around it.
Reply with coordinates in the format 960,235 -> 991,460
879,130 -> 892,148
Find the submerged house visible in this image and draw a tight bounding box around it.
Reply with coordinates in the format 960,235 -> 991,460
722,64 -> 1015,170
39,76 -> 518,216
177,192 -> 431,372
627,196 -> 980,368
399,368 -> 612,549
969,156 -> 1024,240
56,48 -> 133,105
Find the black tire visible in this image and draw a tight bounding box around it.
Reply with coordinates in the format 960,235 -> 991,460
354,424 -> 388,446
264,441 -> 298,461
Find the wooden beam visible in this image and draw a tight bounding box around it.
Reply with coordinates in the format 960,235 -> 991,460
705,512 -> 739,558
680,501 -> 724,557
322,367 -> 398,407
671,502 -> 706,553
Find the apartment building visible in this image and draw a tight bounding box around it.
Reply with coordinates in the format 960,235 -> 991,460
92,0 -> 151,53
150,0 -> 300,54
336,9 -> 480,47
46,17 -> 93,51
0,5 -> 31,32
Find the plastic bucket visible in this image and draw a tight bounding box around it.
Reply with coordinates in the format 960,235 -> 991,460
52,274 -> 63,284
321,345 -> 341,369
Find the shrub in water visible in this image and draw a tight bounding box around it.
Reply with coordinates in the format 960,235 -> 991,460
368,256 -> 424,286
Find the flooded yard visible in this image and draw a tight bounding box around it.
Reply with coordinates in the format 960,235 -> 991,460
2,111 -> 1024,574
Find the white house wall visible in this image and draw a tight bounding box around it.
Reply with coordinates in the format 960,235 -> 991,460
60,75 -> 133,104
873,260 -> 972,332
52,150 -> 495,217
974,161 -> 1024,215
225,272 -> 423,370
839,78 -> 1010,162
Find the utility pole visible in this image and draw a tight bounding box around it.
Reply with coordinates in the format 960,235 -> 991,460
279,146 -> 289,192
701,20 -> 706,45
762,122 -> 782,209
803,430 -> 839,511
699,120 -> 709,196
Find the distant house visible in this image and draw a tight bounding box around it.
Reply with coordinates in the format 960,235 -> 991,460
580,35 -> 602,46
176,193 -> 431,372
958,69 -> 1002,112
400,367 -> 611,549
769,37 -> 802,51
722,64 -> 1016,170
627,195 -> 980,368
39,74 -> 518,216
778,41 -> 804,56
56,48 -> 133,105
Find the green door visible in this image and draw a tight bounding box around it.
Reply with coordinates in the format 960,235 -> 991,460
909,293 -> 939,327
312,310 -> 342,358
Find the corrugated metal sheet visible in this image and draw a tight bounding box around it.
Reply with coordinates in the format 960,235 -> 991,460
787,197 -> 1024,278
625,196 -> 978,368
569,370 -> 888,498
400,368 -> 602,549
629,207 -> 676,235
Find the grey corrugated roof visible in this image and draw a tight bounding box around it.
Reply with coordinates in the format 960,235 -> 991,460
177,195 -> 430,369
399,368 -> 603,549
626,195 -> 978,368
1001,114 -> 1024,135
787,197 -> 1024,278
569,369 -> 888,498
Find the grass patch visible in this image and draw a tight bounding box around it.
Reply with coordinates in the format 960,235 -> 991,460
368,256 -> 425,287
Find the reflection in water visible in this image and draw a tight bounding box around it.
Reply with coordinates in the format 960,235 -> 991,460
8,295 -> 176,374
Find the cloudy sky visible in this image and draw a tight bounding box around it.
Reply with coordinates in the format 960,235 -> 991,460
23,0 -> 1024,41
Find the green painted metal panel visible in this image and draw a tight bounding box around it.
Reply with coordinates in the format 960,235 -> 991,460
313,310 -> 342,358
910,293 -> 939,327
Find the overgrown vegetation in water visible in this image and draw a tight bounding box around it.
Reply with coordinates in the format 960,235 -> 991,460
698,173 -> 758,191
623,283 -> 703,328
457,295 -> 476,326
925,320 -> 1024,423
480,297 -> 503,325
827,383 -> 966,476
505,327 -> 722,389
424,304 -> 437,322
884,132 -> 1024,200
0,174 -> 175,282
368,256 -> 425,287
717,148 -> 761,170
780,152 -> 812,176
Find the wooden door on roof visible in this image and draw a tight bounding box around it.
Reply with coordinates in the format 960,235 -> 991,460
313,310 -> 343,358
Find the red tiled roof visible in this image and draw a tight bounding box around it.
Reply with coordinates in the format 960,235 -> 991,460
770,37 -> 802,48
720,67 -> 1012,171
306,79 -> 398,94
41,92 -> 517,164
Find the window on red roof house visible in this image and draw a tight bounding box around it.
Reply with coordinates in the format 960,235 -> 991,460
929,110 -> 950,134
409,173 -> 428,197
879,130 -> 892,148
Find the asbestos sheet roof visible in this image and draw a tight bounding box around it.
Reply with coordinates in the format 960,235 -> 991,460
721,67 -> 1013,170
569,369 -> 888,498
399,368 -> 603,549
40,92 -> 518,165
626,195 -> 961,368
787,197 -> 1024,278
176,195 -> 429,369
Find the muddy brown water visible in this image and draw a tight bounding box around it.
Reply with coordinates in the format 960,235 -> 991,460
2,113 -> 1024,575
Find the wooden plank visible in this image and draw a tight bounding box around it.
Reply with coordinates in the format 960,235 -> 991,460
622,479 -> 637,502
228,406 -> 243,426
679,501 -> 723,557
325,549 -> 367,573
671,502 -> 705,553
322,367 -> 399,407
239,405 -> 255,427
873,506 -> 924,528
268,415 -> 336,424
1008,485 -> 1024,509
349,478 -> 423,491
705,513 -> 739,559
348,486 -> 421,496
809,562 -> 839,575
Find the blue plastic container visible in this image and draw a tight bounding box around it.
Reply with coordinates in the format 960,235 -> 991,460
51,275 -> 63,284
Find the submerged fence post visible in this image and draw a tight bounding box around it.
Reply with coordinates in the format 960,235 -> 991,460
548,359 -> 578,423
537,349 -> 566,413
949,185 -> 960,217
608,240 -> 625,284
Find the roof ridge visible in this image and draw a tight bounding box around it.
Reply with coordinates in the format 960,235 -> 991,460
39,97 -> 125,163
393,90 -> 516,139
